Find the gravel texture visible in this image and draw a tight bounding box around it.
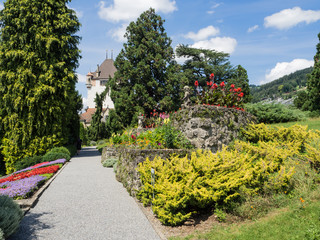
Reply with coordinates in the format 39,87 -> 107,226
9,147 -> 161,240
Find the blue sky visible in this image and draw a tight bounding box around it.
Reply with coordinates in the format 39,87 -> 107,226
1,0 -> 319,107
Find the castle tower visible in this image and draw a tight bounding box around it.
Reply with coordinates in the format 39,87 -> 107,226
80,53 -> 117,127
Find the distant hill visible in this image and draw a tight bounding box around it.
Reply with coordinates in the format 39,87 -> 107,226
250,67 -> 313,103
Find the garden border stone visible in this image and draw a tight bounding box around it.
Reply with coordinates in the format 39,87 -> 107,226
13,162 -> 69,214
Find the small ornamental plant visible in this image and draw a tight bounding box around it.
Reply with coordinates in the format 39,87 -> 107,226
194,73 -> 244,110
142,109 -> 174,129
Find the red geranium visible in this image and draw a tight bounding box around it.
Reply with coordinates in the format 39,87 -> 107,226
194,80 -> 199,86
0,165 -> 60,184
210,73 -> 214,80
220,82 -> 225,88
230,84 -> 235,88
211,83 -> 218,89
238,92 -> 244,98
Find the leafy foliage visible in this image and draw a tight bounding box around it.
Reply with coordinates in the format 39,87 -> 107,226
42,152 -> 69,163
306,33 -> 320,112
195,81 -> 245,108
13,155 -> 43,172
49,147 -> 71,161
137,124 -> 320,226
0,0 -> 82,173
106,8 -> 182,129
176,44 -> 235,86
245,103 -> 307,123
87,92 -> 107,141
102,158 -> 118,168
228,65 -> 252,103
106,123 -> 193,150
0,195 -> 23,238
66,144 -> 77,157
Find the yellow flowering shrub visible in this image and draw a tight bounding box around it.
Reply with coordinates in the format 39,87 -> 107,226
137,123 -> 320,226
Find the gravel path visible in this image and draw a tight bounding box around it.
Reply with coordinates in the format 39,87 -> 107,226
9,147 -> 161,240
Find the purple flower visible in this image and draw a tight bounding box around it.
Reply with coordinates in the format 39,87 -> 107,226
158,143 -> 161,145
0,175 -> 47,199
14,158 -> 66,174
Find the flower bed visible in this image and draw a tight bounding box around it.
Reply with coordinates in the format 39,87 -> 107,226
13,158 -> 66,174
0,175 -> 47,199
0,159 -> 66,199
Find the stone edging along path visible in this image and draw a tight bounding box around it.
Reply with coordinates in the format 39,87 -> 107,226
14,162 -> 69,214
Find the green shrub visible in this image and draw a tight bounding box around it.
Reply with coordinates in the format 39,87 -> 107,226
0,195 -> 23,238
113,161 -> 118,174
102,158 -> 118,168
66,144 -> 77,157
42,152 -> 69,162
2,135 -> 60,174
137,125 -> 320,226
49,147 -> 71,160
97,140 -> 106,146
14,155 -> 43,171
90,141 -> 97,146
97,143 -> 108,153
214,208 -> 227,222
245,103 -> 307,123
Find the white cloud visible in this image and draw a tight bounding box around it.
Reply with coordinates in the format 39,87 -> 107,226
207,3 -> 221,14
191,37 -> 237,54
184,26 -> 220,41
77,73 -> 87,83
264,7 -> 320,30
98,0 -> 177,22
261,59 -> 313,84
110,23 -> 128,42
0,3 -> 3,10
247,25 -> 259,33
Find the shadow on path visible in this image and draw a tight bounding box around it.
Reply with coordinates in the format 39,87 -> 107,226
8,212 -> 53,240
73,146 -> 101,158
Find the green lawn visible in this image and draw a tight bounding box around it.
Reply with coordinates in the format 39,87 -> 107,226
269,117 -> 320,131
171,200 -> 320,240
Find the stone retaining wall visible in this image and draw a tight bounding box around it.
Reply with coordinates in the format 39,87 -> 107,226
171,105 -> 256,152
108,148 -> 190,196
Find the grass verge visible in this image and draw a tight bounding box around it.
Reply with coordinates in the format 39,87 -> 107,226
269,117 -> 320,131
171,198 -> 320,240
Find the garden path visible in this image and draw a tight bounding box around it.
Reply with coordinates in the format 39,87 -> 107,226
9,146 -> 161,240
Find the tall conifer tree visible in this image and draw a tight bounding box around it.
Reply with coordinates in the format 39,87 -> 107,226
307,33 -> 320,111
176,44 -> 235,86
0,0 -> 81,173
107,8 -> 182,128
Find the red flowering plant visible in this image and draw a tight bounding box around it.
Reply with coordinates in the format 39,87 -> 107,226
141,109 -> 172,129
194,73 -> 244,110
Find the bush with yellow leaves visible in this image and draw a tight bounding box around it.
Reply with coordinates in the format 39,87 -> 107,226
137,124 -> 320,226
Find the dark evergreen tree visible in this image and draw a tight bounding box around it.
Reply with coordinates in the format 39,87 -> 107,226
228,65 -> 252,103
87,93 -> 106,141
0,0 -> 81,173
306,33 -> 320,112
106,8 -> 182,128
175,44 -> 235,87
